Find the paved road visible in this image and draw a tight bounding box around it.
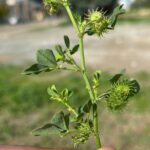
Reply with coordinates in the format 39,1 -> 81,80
0,22 -> 150,73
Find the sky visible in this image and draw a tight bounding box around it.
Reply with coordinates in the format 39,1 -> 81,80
119,0 -> 135,9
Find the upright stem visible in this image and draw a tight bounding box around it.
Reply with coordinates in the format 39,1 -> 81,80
93,104 -> 102,148
64,3 -> 101,149
79,37 -> 95,102
65,4 -> 80,35
79,36 -> 102,149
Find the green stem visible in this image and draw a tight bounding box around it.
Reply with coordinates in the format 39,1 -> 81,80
62,101 -> 78,117
80,36 -> 101,148
93,104 -> 102,148
58,66 -> 79,72
64,4 -> 101,149
79,37 -> 95,103
65,4 -> 80,35
65,103 -> 78,117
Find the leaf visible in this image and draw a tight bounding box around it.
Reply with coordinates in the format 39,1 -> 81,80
55,44 -> 65,58
71,44 -> 79,55
61,88 -> 73,98
77,100 -> 92,118
47,85 -> 59,98
86,28 -> 95,36
110,69 -> 126,84
128,79 -> 140,96
64,113 -> 70,130
22,64 -> 49,75
74,12 -> 82,23
32,123 -> 62,136
64,35 -> 70,48
51,112 -> 69,131
93,70 -> 101,84
37,49 -> 57,67
32,112 -> 70,136
109,5 -> 125,29
82,100 -> 92,113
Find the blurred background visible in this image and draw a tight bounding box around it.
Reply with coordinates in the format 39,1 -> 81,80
0,0 -> 150,150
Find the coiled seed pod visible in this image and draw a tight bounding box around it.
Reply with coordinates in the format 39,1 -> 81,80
86,10 -> 110,36
107,79 -> 140,110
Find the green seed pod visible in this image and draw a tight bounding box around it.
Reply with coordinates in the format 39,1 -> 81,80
87,10 -> 104,23
86,10 -> 110,36
107,80 -> 140,111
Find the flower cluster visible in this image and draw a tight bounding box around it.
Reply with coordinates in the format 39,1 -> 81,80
72,123 -> 91,146
86,10 -> 110,36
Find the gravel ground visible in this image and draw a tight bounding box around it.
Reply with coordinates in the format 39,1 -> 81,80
0,21 -> 150,73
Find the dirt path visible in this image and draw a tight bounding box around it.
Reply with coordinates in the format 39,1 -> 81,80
0,22 -> 150,73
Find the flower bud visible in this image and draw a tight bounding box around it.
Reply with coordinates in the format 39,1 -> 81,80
43,0 -> 68,14
45,3 -> 58,15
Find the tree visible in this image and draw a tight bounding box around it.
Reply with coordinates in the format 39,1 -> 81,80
0,3 -> 9,22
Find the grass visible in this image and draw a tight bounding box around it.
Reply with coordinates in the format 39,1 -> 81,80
0,65 -> 150,150
118,16 -> 150,24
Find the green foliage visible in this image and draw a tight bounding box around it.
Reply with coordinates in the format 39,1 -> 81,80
64,35 -> 70,48
0,3 -> 9,18
22,0 -> 140,148
69,0 -> 118,16
37,49 -> 57,67
23,49 -> 57,75
109,5 -> 125,29
131,0 -> 150,8
32,112 -> 70,136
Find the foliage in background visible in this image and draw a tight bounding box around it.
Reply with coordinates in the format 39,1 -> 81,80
47,0 -> 118,17
70,0 -> 118,16
0,3 -> 9,21
132,0 -> 150,8
0,66 -> 149,149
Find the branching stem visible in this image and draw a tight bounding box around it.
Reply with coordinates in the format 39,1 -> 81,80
64,3 -> 102,149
